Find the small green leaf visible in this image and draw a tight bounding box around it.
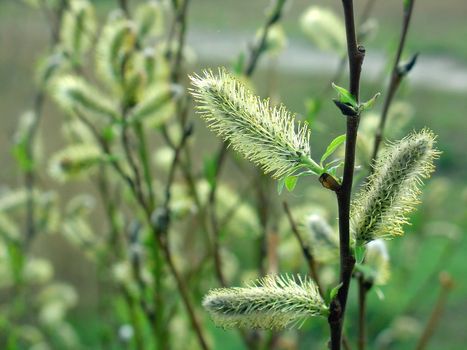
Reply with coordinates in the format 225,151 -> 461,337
277,178 -> 286,195
355,244 -> 366,264
285,176 -> 298,192
332,83 -> 357,107
329,282 -> 343,301
359,92 -> 381,112
321,134 -> 346,165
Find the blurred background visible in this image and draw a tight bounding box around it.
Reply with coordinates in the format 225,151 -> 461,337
1,0 -> 466,348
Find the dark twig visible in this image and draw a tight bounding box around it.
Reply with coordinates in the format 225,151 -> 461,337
170,0 -> 190,83
150,124 -> 210,350
371,0 -> 416,160
357,276 -> 372,350
118,0 -> 130,18
328,1 -> 365,349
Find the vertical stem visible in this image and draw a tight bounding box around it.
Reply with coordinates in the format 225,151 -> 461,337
357,277 -> 370,350
328,1 -> 365,349
118,0 -> 130,18
244,0 -> 287,76
371,0 -> 416,160
283,201 -> 324,297
415,272 -> 454,350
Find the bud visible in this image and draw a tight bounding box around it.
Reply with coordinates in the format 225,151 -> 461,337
134,1 -> 164,40
365,239 -> 390,285
60,0 -> 96,63
52,75 -> 118,120
300,7 -> 346,53
302,214 -> 338,263
49,144 -> 104,181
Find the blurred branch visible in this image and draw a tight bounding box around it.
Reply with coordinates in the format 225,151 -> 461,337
371,0 -> 417,160
283,201 -> 324,297
117,0 -> 130,18
415,272 -> 454,350
357,276 -> 372,350
244,0 -> 287,76
207,0 -> 290,286
320,0 -> 377,97
23,0 -> 67,248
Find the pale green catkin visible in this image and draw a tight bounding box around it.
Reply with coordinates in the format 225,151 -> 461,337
190,69 -> 321,179
303,214 -> 339,263
365,239 -> 390,286
202,274 -> 327,330
351,129 -> 440,245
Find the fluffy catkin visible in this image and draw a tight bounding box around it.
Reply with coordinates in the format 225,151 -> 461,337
190,69 -> 320,179
202,274 -> 326,330
351,129 -> 439,245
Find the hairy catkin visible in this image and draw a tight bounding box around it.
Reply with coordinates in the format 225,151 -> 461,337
351,129 -> 439,245
203,275 -> 327,329
190,69 -> 320,179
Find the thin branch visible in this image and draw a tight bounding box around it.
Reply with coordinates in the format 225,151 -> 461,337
283,201 -> 324,297
328,1 -> 365,349
208,0 -> 289,286
150,124 -> 211,350
371,0 -> 416,160
244,0 -> 287,76
357,276 -> 372,350
23,0 -> 67,247
170,0 -> 190,83
415,272 -> 454,350
117,0 -> 131,18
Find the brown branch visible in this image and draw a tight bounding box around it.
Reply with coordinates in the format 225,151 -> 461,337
328,1 -> 365,349
371,0 -> 416,160
283,201 -> 324,297
415,272 -> 454,350
357,276 -> 372,350
150,124 -> 210,350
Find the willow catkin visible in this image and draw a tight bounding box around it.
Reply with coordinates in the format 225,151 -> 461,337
202,274 -> 327,330
190,69 -> 321,179
351,129 -> 440,245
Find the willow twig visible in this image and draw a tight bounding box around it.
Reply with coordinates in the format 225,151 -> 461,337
283,201 -> 324,297
371,0 -> 416,160
328,1 -> 365,349
415,272 -> 454,350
